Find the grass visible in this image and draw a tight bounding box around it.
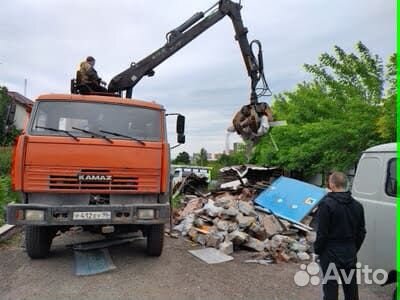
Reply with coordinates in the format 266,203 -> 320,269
172,194 -> 183,209
0,147 -> 18,225
0,147 -> 12,175
0,176 -> 19,225
0,230 -> 22,248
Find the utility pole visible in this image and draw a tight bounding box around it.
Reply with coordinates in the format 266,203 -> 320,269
24,78 -> 27,96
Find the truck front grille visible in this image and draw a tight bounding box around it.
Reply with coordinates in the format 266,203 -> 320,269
24,166 -> 160,193
49,175 -> 139,190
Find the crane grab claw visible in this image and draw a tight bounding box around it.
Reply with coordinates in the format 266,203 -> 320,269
228,102 -> 273,144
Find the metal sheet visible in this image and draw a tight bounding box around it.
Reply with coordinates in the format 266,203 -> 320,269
254,176 -> 327,225
74,249 -> 116,276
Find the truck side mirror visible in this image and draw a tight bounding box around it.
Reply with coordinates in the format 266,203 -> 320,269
176,115 -> 185,134
176,115 -> 185,144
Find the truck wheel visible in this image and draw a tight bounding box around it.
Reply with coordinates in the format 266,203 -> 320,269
25,226 -> 53,259
146,224 -> 164,257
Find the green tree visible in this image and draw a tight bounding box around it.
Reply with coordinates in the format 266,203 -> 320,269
0,87 -> 20,146
252,42 -> 395,177
196,148 -> 208,166
173,151 -> 190,165
217,151 -> 247,166
376,53 -> 396,141
0,87 -> 20,224
217,153 -> 234,166
0,87 -> 10,143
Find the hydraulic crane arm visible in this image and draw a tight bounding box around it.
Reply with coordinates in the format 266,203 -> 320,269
108,0 -> 270,103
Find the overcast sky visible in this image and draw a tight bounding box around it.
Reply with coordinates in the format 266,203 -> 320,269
0,0 -> 395,157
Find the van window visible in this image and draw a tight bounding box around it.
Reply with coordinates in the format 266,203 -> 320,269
353,157 -> 381,195
385,158 -> 396,197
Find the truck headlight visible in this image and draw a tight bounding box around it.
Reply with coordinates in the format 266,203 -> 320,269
25,210 -> 45,221
137,209 -> 155,220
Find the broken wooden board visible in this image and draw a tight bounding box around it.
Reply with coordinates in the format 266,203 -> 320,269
0,224 -> 21,242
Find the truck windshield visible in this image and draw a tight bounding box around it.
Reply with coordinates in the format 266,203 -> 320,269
30,101 -> 161,141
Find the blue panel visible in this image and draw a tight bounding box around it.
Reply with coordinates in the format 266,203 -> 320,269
254,176 -> 327,224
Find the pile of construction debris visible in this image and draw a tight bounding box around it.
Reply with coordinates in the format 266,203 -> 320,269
172,166 -> 320,264
173,173 -> 209,197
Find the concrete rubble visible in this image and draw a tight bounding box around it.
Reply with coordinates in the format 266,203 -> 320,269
172,166 -> 317,264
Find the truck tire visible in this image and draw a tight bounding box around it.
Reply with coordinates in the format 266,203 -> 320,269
25,226 -> 53,259
146,224 -> 164,257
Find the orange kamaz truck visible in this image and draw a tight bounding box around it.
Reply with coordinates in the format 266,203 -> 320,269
6,0 -> 272,259
7,94 -> 183,258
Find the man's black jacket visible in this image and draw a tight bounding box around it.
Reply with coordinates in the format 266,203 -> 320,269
314,192 -> 366,257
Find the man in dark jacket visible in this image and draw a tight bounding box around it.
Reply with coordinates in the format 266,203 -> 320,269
314,171 -> 366,300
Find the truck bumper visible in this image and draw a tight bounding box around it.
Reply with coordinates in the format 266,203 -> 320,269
6,203 -> 169,226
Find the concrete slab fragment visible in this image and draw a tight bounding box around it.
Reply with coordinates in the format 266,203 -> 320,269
189,248 -> 234,264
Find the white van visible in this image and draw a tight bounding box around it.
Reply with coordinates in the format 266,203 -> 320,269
352,143 -> 396,272
171,165 -> 212,188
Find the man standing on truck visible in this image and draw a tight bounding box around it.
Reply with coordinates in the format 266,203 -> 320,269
79,56 -> 108,92
314,171 -> 366,300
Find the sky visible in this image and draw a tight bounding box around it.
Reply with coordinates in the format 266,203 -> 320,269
0,0 -> 395,158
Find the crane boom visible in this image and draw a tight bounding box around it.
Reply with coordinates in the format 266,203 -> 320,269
107,0 -> 270,103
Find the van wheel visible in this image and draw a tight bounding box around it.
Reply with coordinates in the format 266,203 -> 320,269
25,226 -> 53,259
146,224 -> 164,257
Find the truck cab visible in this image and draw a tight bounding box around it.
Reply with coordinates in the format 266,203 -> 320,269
7,93 -> 182,258
352,143 -> 396,273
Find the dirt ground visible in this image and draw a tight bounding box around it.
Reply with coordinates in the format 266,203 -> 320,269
0,231 -> 394,300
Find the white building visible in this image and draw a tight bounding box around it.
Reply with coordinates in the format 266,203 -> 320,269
7,91 -> 33,130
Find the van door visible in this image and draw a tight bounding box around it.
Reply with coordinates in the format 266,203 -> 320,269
374,156 -> 396,271
352,152 -> 396,271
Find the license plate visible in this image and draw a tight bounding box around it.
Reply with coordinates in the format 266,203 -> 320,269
73,211 -> 111,220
